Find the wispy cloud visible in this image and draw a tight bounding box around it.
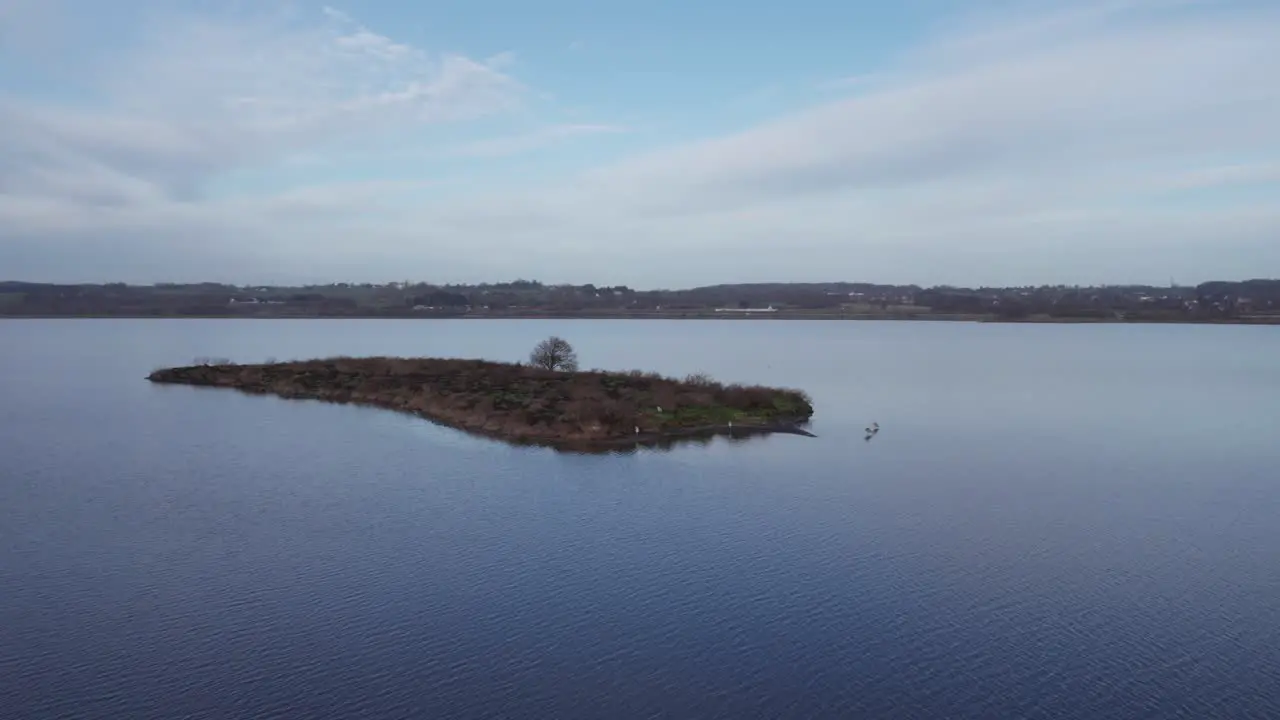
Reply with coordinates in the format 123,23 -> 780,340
0,3 -> 540,281
106,7 -> 523,132
1,5 -> 524,202
587,6 -> 1279,216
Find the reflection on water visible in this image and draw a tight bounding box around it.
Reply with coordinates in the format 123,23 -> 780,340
557,424 -> 810,455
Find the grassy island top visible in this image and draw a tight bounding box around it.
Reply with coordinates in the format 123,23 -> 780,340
147,354 -> 814,449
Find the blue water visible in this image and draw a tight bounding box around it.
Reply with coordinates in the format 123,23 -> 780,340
2,319 -> 1278,719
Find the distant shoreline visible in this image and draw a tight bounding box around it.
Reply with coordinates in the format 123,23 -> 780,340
4,311 -> 1278,324
5,279 -> 1274,323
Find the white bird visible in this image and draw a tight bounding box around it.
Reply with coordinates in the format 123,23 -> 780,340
635,426 -> 640,434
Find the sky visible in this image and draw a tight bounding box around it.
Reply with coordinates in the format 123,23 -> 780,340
1,0 -> 1278,288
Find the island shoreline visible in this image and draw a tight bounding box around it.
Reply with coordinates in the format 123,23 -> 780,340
147,357 -> 816,452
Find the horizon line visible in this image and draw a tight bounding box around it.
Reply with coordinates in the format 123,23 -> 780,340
2,278 -> 1276,292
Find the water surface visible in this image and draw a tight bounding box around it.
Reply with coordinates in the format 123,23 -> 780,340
2,319 -> 1278,718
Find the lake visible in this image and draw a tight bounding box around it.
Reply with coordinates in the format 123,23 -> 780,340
2,319 -> 1278,719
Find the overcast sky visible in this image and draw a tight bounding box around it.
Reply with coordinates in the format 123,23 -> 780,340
2,0 -> 1278,287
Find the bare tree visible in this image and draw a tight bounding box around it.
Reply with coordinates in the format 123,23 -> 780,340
529,336 -> 578,371
684,371 -> 717,387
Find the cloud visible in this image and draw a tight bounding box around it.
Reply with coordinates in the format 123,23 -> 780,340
113,8 -> 523,133
0,4 -> 524,202
495,0 -> 1277,283
0,3 -> 539,281
585,8 -> 1279,216
2,0 -> 1279,286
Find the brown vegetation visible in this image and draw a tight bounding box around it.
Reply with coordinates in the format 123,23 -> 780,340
146,356 -> 815,450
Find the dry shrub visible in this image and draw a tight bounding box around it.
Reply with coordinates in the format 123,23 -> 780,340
719,384 -> 778,412
684,371 -> 717,387
387,359 -> 417,375
624,369 -> 666,383
651,384 -> 680,412
472,396 -> 496,416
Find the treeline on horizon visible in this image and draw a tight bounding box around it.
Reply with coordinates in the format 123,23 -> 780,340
1,278 -> 1277,320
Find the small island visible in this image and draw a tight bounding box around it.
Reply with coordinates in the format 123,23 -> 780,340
147,339 -> 814,451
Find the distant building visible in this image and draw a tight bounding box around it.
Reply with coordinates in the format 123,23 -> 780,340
713,305 -> 778,313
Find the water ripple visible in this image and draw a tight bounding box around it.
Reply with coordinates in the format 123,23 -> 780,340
3,320 -> 1280,719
